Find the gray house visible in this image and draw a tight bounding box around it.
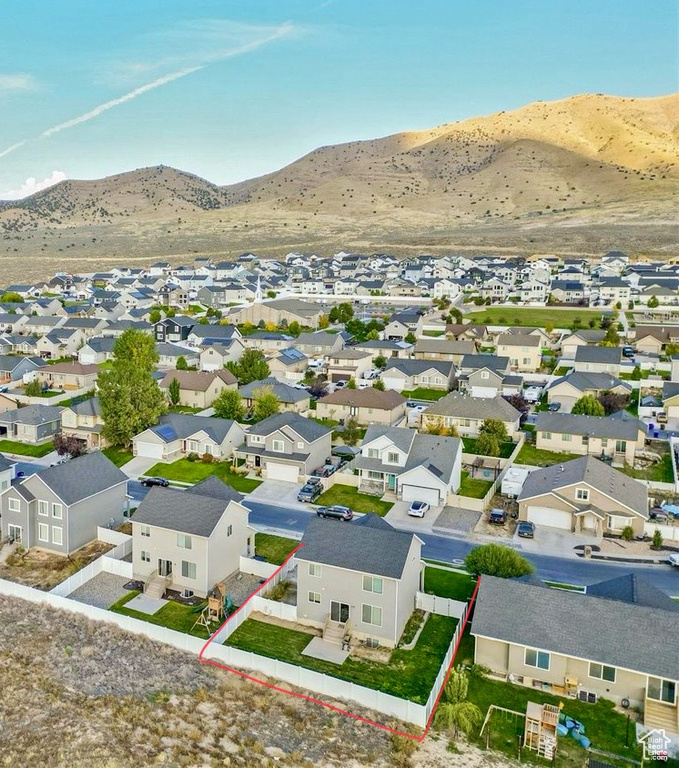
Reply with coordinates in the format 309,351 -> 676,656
0,354 -> 45,383
0,404 -> 63,444
0,451 -> 128,553
295,514 -> 423,649
573,346 -> 622,376
380,359 -> 454,393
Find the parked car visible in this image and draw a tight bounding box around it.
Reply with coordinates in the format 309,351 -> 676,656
488,508 -> 506,525
141,476 -> 170,487
669,553 -> 679,567
408,501 -> 430,518
0,386 -> 8,393
547,402 -> 561,412
331,445 -> 361,460
517,521 -> 535,539
316,505 -> 353,521
622,346 -> 635,358
311,464 -> 336,478
297,481 -> 323,503
334,380 -> 348,390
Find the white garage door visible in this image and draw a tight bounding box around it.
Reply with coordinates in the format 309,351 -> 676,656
266,462 -> 300,483
134,441 -> 165,459
527,505 -> 572,530
470,386 -> 497,399
401,484 -> 441,506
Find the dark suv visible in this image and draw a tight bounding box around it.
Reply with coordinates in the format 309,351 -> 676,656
141,476 -> 170,488
316,505 -> 353,521
488,508 -> 506,525
297,479 -> 323,503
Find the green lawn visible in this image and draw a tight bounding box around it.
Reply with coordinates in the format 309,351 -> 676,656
515,443 -> 580,467
466,307 -> 606,329
459,470 -> 493,498
225,613 -> 458,703
401,388 -> 448,401
0,439 -> 54,457
422,330 -> 445,337
462,437 -> 515,459
145,458 -> 262,492
33,390 -> 65,398
315,484 -> 393,516
620,453 -> 674,483
101,446 -> 134,467
255,533 -> 299,565
109,591 -> 210,637
423,567 -> 477,601
45,357 -> 74,365
167,405 -> 203,414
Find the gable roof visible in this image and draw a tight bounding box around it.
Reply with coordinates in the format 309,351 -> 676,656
362,425 -> 417,454
238,378 -> 309,404
549,371 -> 631,394
319,387 -> 406,410
146,413 -> 238,444
159,369 -> 236,391
185,475 -> 244,505
133,485 -> 236,537
426,392 -> 520,422
246,411 -> 331,443
574,346 -> 622,364
384,359 -> 453,377
0,403 -> 63,425
67,397 -> 102,418
535,412 -> 644,441
497,333 -> 540,347
586,574 -> 679,613
297,514 -> 417,579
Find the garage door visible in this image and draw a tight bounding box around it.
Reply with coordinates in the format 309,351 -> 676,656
401,484 -> 441,506
266,462 -> 300,483
134,441 -> 165,459
527,505 -> 572,530
470,386 -> 497,399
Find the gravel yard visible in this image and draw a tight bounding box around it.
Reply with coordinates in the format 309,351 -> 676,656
221,570 -> 266,607
69,571 -> 131,609
434,507 -> 482,536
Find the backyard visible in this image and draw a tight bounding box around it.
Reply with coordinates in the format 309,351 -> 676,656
515,443 -> 580,467
423,567 -> 477,601
401,387 -> 448,401
315,483 -> 393,516
465,307 -> 606,329
109,590 -> 210,638
0,439 -> 54,457
144,458 -> 262,493
462,437 -> 515,458
101,446 -> 133,467
459,470 -> 493,498
254,533 -> 299,565
224,612 -> 457,704
620,452 -> 674,483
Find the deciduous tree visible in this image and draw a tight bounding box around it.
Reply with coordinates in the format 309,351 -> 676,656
168,377 -> 181,406
226,349 -> 270,385
253,387 -> 280,422
572,395 -> 605,416
213,388 -> 245,421
464,543 -> 534,578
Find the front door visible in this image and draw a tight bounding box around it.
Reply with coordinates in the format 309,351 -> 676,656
158,559 -> 172,577
7,524 -> 22,543
330,601 -> 350,624
254,455 -> 261,468
388,474 -> 396,491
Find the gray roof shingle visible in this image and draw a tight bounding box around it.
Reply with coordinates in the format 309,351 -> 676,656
30,451 -> 127,506
426,393 -> 520,422
535,412 -> 644,440
246,412 -> 331,443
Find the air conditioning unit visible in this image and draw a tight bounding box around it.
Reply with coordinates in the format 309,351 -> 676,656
578,690 -> 598,704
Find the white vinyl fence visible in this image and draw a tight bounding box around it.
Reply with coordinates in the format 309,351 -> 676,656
416,592 -> 467,618
51,531 -> 133,597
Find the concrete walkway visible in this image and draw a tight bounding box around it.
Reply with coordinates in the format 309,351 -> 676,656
120,455 -> 158,479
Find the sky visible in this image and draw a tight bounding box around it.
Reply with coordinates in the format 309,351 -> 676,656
0,0 -> 677,199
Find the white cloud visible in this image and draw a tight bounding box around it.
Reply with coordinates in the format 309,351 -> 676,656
0,171 -> 67,200
0,73 -> 37,92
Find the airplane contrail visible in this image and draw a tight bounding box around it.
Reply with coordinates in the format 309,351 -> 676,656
0,141 -> 26,159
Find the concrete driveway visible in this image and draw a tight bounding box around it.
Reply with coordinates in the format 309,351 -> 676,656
120,455 -> 159,479
246,479 -> 308,509
385,501 -> 442,533
514,524 -> 600,558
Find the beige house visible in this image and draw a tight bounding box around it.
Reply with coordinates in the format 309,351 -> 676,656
635,326 -> 679,355
315,388 -> 406,426
662,382 -> 679,431
267,348 -> 308,383
421,393 -> 521,438
326,349 -> 373,383
547,372 -> 632,414
560,330 -> 606,359
239,378 -> 310,414
227,298 -> 324,328
132,413 -> 244,461
0,393 -> 17,414
413,339 -> 476,364
496,334 -> 542,372
535,412 -> 646,465
35,362 -> 99,391
159,369 -> 237,409
60,397 -> 107,449
472,575 -> 679,733
517,455 -> 648,536
573,346 -> 622,376
379,359 -> 454,393
295,514 -> 423,649
198,341 -> 244,372
131,477 -> 254,598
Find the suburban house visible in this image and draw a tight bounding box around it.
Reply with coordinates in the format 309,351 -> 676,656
326,349 -> 373,383
131,476 -> 254,598
353,426 -> 462,506
0,451 -> 128,553
295,514 -> 423,649
550,280 -> 586,304
315,387 -> 407,427
0,404 -> 63,444
560,330 -> 606,359
547,371 -> 632,413
267,348 -> 309,383
0,392 -> 17,414
535,412 -> 646,465
635,326 -> 679,355
383,311 -> 425,341
0,355 -> 45,383
496,333 -> 542,372
233,412 -> 332,483
573,346 -> 622,376
238,378 -> 310,414
517,455 -> 648,536
379,359 -> 454,393
472,574 -> 678,732
77,336 -> 117,365
34,362 -> 99,391
456,355 -> 522,399
132,413 -> 244,461
35,329 -> 84,359
159,369 -> 237,409
445,323 -> 488,344
155,342 -> 199,369
198,341 -> 244,371
227,298 -> 324,328
421,393 -> 521,438
413,338 -> 476,364
60,397 -> 107,449
295,331 -> 345,356
153,316 -> 194,343
662,382 -> 679,432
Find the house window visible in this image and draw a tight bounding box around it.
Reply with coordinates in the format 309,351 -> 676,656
227,525 -> 233,537
38,523 -> 49,542
561,433 -> 572,442
177,533 -> 192,549
272,439 -> 285,452
420,375 -> 429,384
52,527 -> 63,546
481,371 -> 489,380
524,648 -> 550,670
140,550 -> 151,563
308,563 -> 322,577
8,498 -> 19,512
250,435 -> 263,444
589,662 -> 616,683
38,500 -> 49,516
362,604 -> 382,627
601,438 -> 608,448
386,452 -> 399,464
181,561 -> 197,580
615,440 -> 627,453
363,575 -> 383,594
297,441 -> 304,450
308,591 -> 321,604
204,443 -> 213,455
52,503 -> 63,519
522,358 -> 531,366
367,448 -> 379,459
188,440 -> 198,453
606,515 -> 628,531
140,525 -> 151,537
576,488 -> 589,501
367,470 -> 383,480
460,418 -> 471,427
648,678 -> 676,704
541,432 -> 552,440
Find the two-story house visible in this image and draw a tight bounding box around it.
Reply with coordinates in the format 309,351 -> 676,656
496,333 -> 542,373
421,393 -> 521,439
379,359 -> 454,393
315,387 -> 407,427
133,413 -> 244,461
326,349 -> 373,384
573,346 -> 622,376
131,476 -> 254,599
60,397 -> 107,449
233,412 -> 332,483
0,454 -> 14,493
154,316 -> 194,344
0,451 -> 127,553
198,340 -> 245,371
413,339 -> 476,365
353,426 -> 462,506
159,369 -> 237,409
295,514 -> 423,648
294,331 -> 345,357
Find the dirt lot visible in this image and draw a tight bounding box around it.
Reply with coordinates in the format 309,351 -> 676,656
0,540 -> 114,590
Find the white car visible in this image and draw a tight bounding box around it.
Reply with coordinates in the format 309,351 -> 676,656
669,553 -> 679,568
407,501 -> 430,518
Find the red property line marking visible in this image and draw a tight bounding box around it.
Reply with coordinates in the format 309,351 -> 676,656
198,544 -> 480,742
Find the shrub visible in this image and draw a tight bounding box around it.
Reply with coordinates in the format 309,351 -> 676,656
465,543 -> 533,578
621,525 -> 634,542
24,380 -> 43,397
201,453 -> 214,464
187,452 -> 199,462
651,529 -> 663,550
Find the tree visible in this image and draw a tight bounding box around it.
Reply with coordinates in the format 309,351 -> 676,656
307,375 -> 328,398
615,301 -> 622,310
631,365 -> 642,381
597,391 -> 629,415
475,431 -> 500,457
448,307 -> 463,324
176,356 -> 188,370
342,416 -> 361,447
572,395 -> 605,416
0,291 -> 23,303
647,295 -> 659,309
24,380 -> 42,396
372,378 -> 386,391
346,378 -> 357,389
600,325 -> 620,347
288,321 -> 301,337
479,418 -> 508,443
253,387 -> 280,422
365,328 -> 380,341
435,669 -> 483,740
503,394 -> 528,414
226,349 -> 270,385
404,332 -> 417,344
266,290 -> 277,299
213,388 -> 245,421
265,320 -> 277,332
628,300 -> 634,311
464,543 -> 534,578
166,307 -> 176,318
112,328 -> 158,373
318,314 -> 330,329
53,433 -> 87,458
373,354 -> 387,370
149,309 -> 161,324
344,318 -> 366,340
168,377 -> 181,406
652,528 -> 663,550
544,321 -> 554,334
328,302 -> 354,324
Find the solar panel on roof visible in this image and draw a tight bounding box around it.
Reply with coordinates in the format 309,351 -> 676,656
154,424 -> 177,441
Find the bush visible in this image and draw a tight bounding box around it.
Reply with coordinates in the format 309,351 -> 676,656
652,529 -> 663,550
186,452 -> 199,462
24,380 -> 43,397
201,453 -> 214,464
465,543 -> 534,578
621,525 -> 634,542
